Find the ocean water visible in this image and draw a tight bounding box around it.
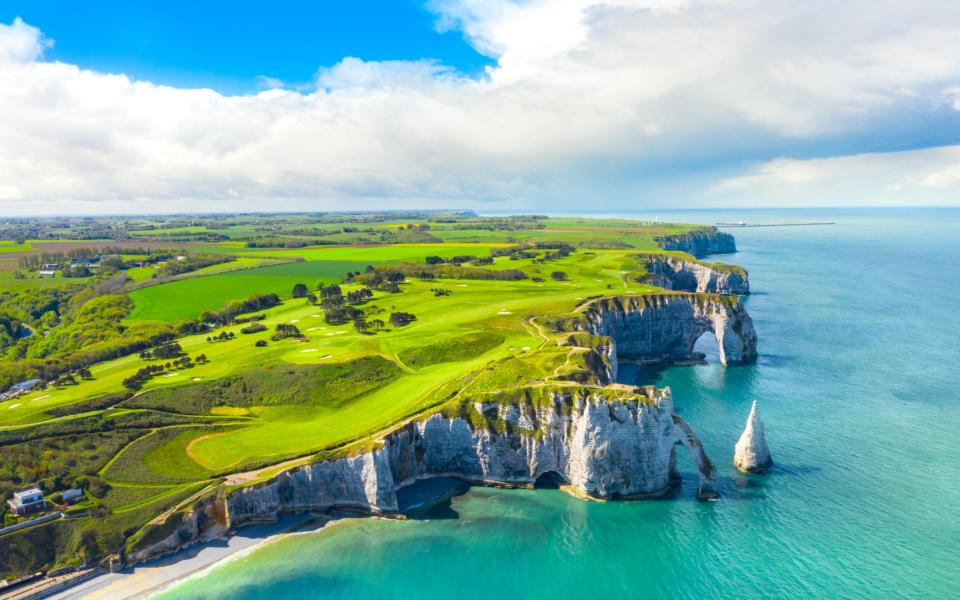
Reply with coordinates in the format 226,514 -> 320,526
156,208 -> 960,599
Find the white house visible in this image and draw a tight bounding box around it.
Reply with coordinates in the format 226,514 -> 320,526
7,488 -> 45,516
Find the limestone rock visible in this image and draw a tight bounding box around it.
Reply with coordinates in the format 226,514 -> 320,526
578,294 -> 758,366
640,255 -> 749,295
655,227 -> 736,258
734,401 -> 773,473
132,389 -> 721,566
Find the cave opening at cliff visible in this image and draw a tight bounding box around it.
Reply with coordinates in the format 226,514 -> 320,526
534,471 -> 564,489
692,330 -> 720,364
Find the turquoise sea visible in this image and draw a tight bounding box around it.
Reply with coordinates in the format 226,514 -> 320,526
156,208 -> 960,599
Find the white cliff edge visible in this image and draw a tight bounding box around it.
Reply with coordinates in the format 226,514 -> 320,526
124,388 -> 720,567
733,401 -> 772,473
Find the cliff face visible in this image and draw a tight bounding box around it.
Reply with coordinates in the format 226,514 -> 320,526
655,227 -> 736,258
125,500 -> 229,565
640,255 -> 749,295
132,388 -> 719,565
578,294 -> 758,366
227,389 -> 718,529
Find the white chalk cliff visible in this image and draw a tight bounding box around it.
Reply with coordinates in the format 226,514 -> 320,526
733,401 -> 773,472
577,294 -> 758,367
126,387 -> 720,566
638,254 -> 749,295
655,227 -> 736,258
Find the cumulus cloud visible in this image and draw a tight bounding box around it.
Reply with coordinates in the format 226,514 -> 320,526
0,1 -> 959,214
0,17 -> 47,64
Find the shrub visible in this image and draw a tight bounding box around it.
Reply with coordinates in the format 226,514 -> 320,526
240,323 -> 267,334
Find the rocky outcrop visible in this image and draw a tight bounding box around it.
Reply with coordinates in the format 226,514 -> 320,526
638,254 -> 749,295
576,294 -> 757,366
125,501 -> 229,565
655,227 -> 736,258
734,401 -> 772,473
129,387 -> 719,565
228,388 -> 717,526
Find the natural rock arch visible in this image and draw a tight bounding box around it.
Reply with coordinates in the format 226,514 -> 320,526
578,294 -> 757,366
672,415 -> 718,499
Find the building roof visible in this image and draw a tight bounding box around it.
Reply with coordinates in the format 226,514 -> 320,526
12,488 -> 43,503
11,379 -> 42,392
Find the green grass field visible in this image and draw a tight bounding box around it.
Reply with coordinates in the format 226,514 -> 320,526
126,260 -> 370,322
0,241 -> 33,253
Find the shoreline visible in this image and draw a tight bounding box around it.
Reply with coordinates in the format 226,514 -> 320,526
44,513 -> 329,600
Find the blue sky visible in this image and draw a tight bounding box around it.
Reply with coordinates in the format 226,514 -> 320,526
0,1 -> 958,215
0,1 -> 492,94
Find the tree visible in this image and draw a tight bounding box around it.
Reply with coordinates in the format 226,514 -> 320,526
292,283 -> 309,298
551,271 -> 568,281
346,288 -> 373,305
390,312 -> 416,327
153,342 -> 183,359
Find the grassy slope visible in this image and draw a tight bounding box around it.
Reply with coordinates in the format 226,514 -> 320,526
0,218 -> 722,575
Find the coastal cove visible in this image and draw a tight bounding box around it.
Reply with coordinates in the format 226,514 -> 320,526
148,208 -> 960,599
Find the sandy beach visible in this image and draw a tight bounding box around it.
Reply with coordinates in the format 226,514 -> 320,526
46,514 -> 321,600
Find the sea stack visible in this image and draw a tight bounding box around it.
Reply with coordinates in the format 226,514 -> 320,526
734,401 -> 773,473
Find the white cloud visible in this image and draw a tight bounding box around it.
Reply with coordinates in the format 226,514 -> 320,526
1,1 -> 960,215
714,145 -> 960,206
0,17 -> 47,64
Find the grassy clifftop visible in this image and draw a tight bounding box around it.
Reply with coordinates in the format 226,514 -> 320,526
0,215 -> 743,577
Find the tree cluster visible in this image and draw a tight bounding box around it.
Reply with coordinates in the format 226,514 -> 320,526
206,331 -> 236,342
271,323 -> 303,341
155,253 -> 234,278
389,312 -> 417,327
240,322 -> 268,334
122,353 -> 206,390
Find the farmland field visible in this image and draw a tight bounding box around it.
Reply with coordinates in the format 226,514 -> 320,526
127,260 -> 370,322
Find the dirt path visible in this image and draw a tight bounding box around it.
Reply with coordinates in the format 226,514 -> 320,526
146,482 -> 220,526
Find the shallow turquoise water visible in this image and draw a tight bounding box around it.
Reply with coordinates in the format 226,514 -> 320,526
157,208 -> 960,599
